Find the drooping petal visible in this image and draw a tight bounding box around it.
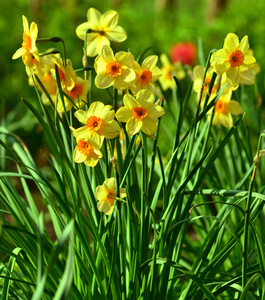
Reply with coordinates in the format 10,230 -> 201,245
141,118 -> 157,135
126,118 -> 142,135
97,200 -> 113,214
85,36 -> 101,57
96,36 -> 111,57
239,68 -> 255,85
95,73 -> 113,89
73,147 -> 87,163
226,67 -> 241,87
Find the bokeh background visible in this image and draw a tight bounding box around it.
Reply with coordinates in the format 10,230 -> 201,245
1,0 -> 265,151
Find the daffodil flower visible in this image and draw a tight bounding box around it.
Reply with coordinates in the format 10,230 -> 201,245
159,53 -> 185,91
95,177 -> 126,215
209,89 -> 242,128
74,139 -> 103,167
12,15 -> 38,60
73,101 -> 121,149
130,56 -> 162,95
76,8 -> 127,57
211,33 -> 256,88
94,45 -> 135,90
115,90 -> 165,136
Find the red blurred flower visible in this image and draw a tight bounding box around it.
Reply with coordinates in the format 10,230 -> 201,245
170,42 -> 197,66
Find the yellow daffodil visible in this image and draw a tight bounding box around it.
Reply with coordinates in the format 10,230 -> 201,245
94,45 -> 135,90
73,101 -> 121,149
76,8 -> 127,57
130,56 -> 162,95
12,15 -> 38,60
210,33 -> 256,88
29,71 -> 57,105
115,90 -> 165,136
95,177 -> 126,215
209,89 -> 242,128
74,139 -> 103,167
53,57 -> 75,90
159,53 -> 185,91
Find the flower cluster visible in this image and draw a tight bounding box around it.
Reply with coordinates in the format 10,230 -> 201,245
20,8 -> 164,214
192,33 -> 259,128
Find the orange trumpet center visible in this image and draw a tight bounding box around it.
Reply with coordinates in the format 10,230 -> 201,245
68,83 -> 83,99
229,50 -> 244,67
86,116 -> 103,131
106,62 -> 122,77
132,107 -> 147,120
139,70 -> 152,85
77,140 -> 93,155
215,99 -> 229,114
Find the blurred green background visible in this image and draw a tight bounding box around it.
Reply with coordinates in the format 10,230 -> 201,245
1,0 -> 265,147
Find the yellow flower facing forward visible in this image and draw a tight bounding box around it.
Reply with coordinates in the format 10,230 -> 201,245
95,177 -> 126,215
94,45 -> 135,90
209,89 -> 242,128
130,56 -> 162,95
76,8 -> 127,57
116,90 -> 165,136
159,53 -> 185,91
73,101 -> 121,149
210,33 -> 256,88
74,139 -> 103,167
12,15 -> 38,60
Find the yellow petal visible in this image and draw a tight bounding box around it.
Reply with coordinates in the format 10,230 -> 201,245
160,53 -> 171,67
227,100 -> 242,115
226,67 -> 241,87
115,51 -> 134,66
142,55 -> 158,70
74,110 -> 88,124
116,106 -> 133,122
136,89 -> 154,104
95,73 -> 113,89
87,8 -> 101,26
100,10 -> 118,29
126,118 -> 142,135
76,22 -> 97,40
97,200 -> 113,214
105,26 -> 127,42
223,33 -> 239,52
238,35 -> 249,53
141,118 -> 157,135
101,45 -> 115,62
12,48 -> 24,59
123,93 -> 139,109
22,15 -> 29,34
